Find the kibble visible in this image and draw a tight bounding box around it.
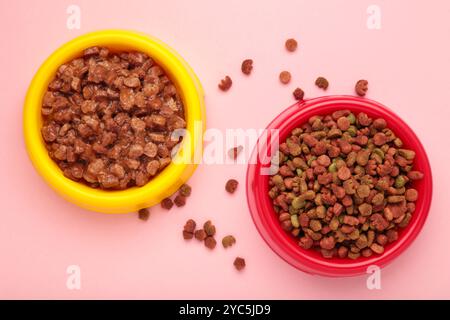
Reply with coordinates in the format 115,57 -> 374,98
285,38 -> 298,52
138,208 -> 150,221
279,71 -> 291,84
315,77 -> 329,90
355,79 -> 369,97
179,184 -> 192,197
241,59 -> 253,75
174,194 -> 187,207
222,235 -> 236,248
218,76 -> 232,91
293,88 -> 305,101
269,110 -> 423,259
225,179 -> 239,194
204,236 -> 217,249
161,198 -> 174,210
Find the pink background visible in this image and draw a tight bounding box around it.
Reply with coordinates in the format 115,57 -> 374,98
1,0 -> 450,299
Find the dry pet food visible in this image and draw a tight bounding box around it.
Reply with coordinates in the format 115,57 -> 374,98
279,71 -> 291,84
161,197 -> 174,210
241,59 -> 254,75
179,184 -> 192,197
218,76 -> 232,91
293,88 -> 305,101
315,77 -> 329,90
183,219 -> 196,239
204,236 -> 217,249
228,146 -> 243,160
285,38 -> 298,52
41,46 -> 186,190
268,110 -> 424,259
233,257 -> 246,270
222,235 -> 236,248
355,79 -> 369,96
174,194 -> 187,207
225,179 -> 239,194
138,208 -> 150,221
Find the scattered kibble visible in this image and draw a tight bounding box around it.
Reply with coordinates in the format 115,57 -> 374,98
228,146 -> 243,160
285,38 -> 298,52
279,71 -> 291,84
194,229 -> 207,241
179,184 -> 192,197
138,208 -> 150,221
241,59 -> 253,75
218,76 -> 232,91
161,198 -> 174,210
269,110 -> 424,259
233,257 -> 246,270
355,79 -> 369,96
182,219 -> 196,240
315,77 -> 329,90
203,220 -> 216,236
174,194 -> 187,207
204,236 -> 217,249
225,179 -> 239,194
222,235 -> 236,248
293,88 -> 305,101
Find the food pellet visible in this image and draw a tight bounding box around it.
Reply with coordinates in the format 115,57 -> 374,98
285,38 -> 298,52
194,229 -> 207,241
203,220 -> 216,236
204,236 -> 217,249
241,59 -> 253,75
293,88 -> 305,101
268,110 -> 424,259
174,194 -> 187,207
279,71 -> 291,84
179,184 -> 192,197
138,208 -> 150,221
161,198 -> 174,210
233,257 -> 246,271
355,79 -> 369,96
218,76 -> 232,91
225,179 -> 239,194
222,235 -> 236,248
41,46 -> 186,190
228,146 -> 243,160
315,77 -> 329,90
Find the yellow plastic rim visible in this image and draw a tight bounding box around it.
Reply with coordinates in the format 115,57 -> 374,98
23,30 -> 205,213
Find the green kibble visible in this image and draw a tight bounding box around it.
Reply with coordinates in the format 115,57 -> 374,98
372,148 -> 385,159
347,113 -> 356,124
395,175 -> 407,188
328,162 -> 337,173
291,215 -> 300,228
347,125 -> 357,137
393,138 -> 403,148
296,168 -> 303,176
399,149 -> 416,160
289,206 -> 299,215
291,197 -> 306,209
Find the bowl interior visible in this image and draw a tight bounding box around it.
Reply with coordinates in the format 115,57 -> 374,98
246,95 -> 432,276
24,30 -> 204,213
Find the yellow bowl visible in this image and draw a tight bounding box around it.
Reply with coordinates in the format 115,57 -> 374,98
23,30 -> 205,213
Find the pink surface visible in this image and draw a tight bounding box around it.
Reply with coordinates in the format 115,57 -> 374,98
0,0 -> 449,299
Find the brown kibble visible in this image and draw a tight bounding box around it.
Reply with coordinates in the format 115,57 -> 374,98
138,208 -> 150,221
233,257 -> 246,271
355,79 -> 369,96
293,87 -> 305,101
179,184 -> 192,197
174,194 -> 187,207
194,229 -> 207,241
241,59 -> 253,75
285,38 -> 298,52
228,146 -> 243,160
161,198 -> 174,210
222,235 -> 236,248
204,236 -> 217,249
279,71 -> 291,84
183,219 -> 196,233
183,230 -> 194,240
218,76 -> 232,91
337,166 -> 351,180
405,188 -> 418,202
407,171 -> 424,180
203,220 -> 216,236
225,179 -> 239,194
315,77 -> 329,90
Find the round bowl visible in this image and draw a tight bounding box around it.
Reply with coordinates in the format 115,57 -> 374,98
246,95 -> 432,277
23,30 -> 205,213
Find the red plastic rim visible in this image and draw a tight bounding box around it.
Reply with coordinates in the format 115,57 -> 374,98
246,95 -> 433,277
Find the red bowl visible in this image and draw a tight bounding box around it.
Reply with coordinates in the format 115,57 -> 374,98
246,95 -> 432,277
